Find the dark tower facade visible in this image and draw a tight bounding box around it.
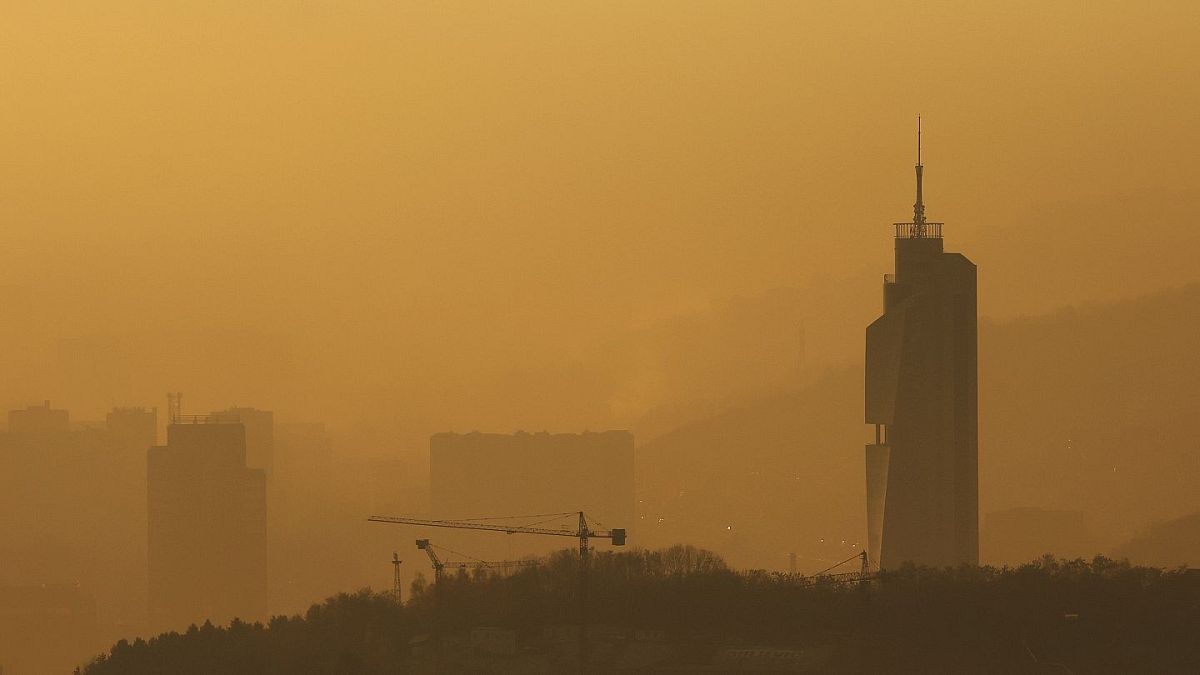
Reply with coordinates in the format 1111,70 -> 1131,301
865,120 -> 978,569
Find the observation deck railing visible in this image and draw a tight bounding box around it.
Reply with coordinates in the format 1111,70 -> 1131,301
893,222 -> 943,239
169,413 -> 243,425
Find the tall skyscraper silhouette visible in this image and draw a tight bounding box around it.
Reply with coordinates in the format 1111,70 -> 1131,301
864,119 -> 978,569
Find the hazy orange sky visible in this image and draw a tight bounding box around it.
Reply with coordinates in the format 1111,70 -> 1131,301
1,1 -> 1197,435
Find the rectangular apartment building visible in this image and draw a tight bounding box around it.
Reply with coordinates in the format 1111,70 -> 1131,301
147,419 -> 266,630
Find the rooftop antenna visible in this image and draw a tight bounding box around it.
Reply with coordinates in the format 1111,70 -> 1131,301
166,392 -> 182,424
913,115 -> 926,235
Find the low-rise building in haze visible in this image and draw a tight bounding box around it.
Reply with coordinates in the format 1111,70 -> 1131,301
8,399 -> 70,440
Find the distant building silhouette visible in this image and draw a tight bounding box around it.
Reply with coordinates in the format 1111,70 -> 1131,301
0,582 -> 97,674
216,406 -> 275,474
147,417 -> 266,630
8,400 -> 70,440
865,120 -> 978,569
0,403 -> 159,639
431,431 -> 634,531
106,406 -> 158,451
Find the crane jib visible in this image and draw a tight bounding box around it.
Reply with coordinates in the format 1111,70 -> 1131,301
367,515 -> 625,545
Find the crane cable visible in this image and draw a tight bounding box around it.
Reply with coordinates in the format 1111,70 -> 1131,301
812,552 -> 864,577
429,543 -> 490,566
442,511 -> 575,523
522,513 -> 578,528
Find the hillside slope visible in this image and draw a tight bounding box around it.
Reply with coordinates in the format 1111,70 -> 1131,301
636,283 -> 1200,569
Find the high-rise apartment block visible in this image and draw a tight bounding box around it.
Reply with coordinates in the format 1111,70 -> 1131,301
147,418 -> 266,630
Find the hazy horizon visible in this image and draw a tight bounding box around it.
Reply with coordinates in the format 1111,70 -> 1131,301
2,1 -> 1198,441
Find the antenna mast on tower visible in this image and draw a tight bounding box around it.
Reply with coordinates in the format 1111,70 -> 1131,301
894,116 -> 941,239
166,392 -> 182,424
913,115 -> 926,236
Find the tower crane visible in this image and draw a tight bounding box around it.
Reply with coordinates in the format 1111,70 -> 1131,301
370,511 -> 625,672
415,538 -> 538,584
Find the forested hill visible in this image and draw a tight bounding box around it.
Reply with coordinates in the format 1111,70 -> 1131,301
81,547 -> 1199,674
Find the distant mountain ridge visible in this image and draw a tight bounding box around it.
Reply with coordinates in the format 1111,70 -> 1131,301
634,282 -> 1200,570
1113,511 -> 1200,568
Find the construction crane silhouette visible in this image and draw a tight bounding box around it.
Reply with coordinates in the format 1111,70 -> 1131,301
415,538 -> 538,584
369,511 -> 625,672
794,550 -> 876,587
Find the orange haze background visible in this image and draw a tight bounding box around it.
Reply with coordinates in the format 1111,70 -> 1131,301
1,2 -> 1199,666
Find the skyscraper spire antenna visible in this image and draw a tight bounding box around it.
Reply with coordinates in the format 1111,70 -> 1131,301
893,116 -> 942,239
913,115 -> 926,234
